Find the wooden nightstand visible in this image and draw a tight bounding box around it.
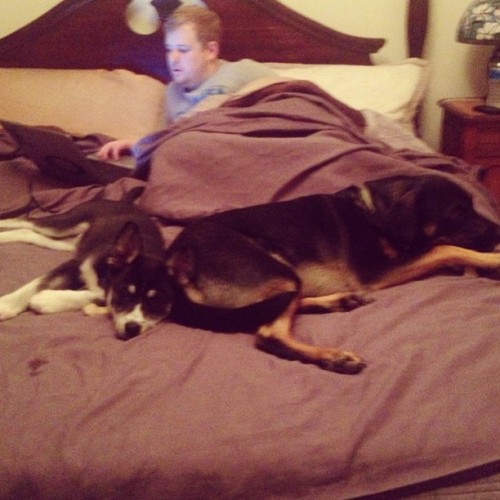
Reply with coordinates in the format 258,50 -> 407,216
439,98 -> 500,204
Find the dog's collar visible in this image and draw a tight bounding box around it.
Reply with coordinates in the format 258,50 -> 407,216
359,184 -> 375,212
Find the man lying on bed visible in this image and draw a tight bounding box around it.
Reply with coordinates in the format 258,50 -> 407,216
98,4 -> 275,161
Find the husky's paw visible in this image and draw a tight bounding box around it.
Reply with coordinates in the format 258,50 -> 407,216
0,297 -> 25,320
83,303 -> 109,316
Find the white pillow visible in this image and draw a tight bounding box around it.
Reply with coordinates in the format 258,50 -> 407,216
266,58 -> 430,128
0,68 -> 167,138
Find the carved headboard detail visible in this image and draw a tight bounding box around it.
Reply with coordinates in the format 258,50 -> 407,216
0,0 -> 429,82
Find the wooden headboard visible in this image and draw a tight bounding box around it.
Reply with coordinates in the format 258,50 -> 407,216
0,0 -> 429,83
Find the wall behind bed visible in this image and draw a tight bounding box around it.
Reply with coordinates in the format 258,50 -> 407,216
280,0 -> 408,64
0,0 -> 493,151
279,0 -> 492,152
0,0 -> 61,37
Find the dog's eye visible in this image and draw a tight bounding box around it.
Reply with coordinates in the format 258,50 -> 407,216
147,289 -> 157,298
127,284 -> 137,295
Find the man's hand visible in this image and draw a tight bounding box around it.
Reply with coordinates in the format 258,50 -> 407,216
96,139 -> 135,160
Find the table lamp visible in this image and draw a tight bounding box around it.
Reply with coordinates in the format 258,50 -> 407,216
126,0 -> 181,33
457,0 -> 500,111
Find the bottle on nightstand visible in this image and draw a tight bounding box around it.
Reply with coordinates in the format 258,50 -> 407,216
486,48 -> 500,110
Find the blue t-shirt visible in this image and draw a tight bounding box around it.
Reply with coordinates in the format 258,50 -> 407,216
166,59 -> 276,123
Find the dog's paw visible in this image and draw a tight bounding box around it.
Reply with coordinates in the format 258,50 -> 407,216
0,296 -> 25,320
338,294 -> 373,312
300,292 -> 373,313
317,348 -> 366,374
83,303 -> 109,316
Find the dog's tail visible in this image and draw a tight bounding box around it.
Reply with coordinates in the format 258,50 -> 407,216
170,291 -> 297,333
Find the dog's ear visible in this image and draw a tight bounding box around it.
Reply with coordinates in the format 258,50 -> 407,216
369,177 -> 417,214
107,221 -> 143,267
395,187 -> 417,212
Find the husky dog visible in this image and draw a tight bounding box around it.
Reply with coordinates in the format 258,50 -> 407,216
0,200 -> 173,339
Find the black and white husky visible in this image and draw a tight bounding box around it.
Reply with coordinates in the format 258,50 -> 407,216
0,200 -> 173,339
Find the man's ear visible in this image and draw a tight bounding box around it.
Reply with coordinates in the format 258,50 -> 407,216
107,222 -> 143,268
206,40 -> 219,59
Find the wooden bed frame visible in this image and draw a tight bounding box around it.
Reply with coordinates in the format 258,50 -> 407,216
0,0 -> 429,82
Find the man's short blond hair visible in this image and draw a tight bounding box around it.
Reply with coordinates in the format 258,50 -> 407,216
165,5 -> 222,46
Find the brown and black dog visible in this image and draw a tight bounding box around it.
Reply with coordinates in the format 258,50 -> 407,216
165,174 -> 500,373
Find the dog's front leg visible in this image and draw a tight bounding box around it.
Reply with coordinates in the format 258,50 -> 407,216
256,297 -> 366,374
29,289 -> 103,314
0,277 -> 44,320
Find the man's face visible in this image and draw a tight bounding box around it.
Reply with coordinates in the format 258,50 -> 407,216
165,22 -> 218,91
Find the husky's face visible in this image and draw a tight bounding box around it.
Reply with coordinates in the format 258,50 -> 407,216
106,259 -> 174,340
99,220 -> 174,340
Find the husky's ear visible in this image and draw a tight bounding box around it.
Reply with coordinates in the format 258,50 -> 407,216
107,222 -> 142,267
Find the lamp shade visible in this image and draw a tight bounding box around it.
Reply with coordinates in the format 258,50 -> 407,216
126,0 -> 162,35
457,0 -> 500,44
